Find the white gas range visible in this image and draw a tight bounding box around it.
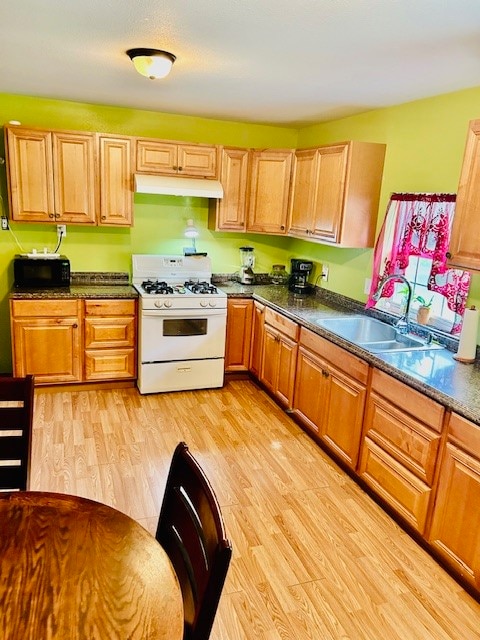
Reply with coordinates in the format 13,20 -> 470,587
132,254 -> 227,394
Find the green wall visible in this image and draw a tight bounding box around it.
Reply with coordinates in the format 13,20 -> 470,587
1,87 -> 480,373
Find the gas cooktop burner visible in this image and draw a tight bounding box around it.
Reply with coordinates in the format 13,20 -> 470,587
141,280 -> 174,295
184,280 -> 219,295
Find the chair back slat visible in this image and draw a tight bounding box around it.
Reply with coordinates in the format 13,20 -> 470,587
156,442 -> 232,640
0,375 -> 35,491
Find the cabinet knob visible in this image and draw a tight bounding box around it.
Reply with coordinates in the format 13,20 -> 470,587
322,369 -> 329,378
72,323 -> 78,329
48,213 -> 54,219
446,251 -> 452,259
178,166 -> 183,172
101,215 -> 106,220
281,225 -> 285,230
173,166 -> 178,171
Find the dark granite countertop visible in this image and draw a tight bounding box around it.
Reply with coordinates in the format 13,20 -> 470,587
219,282 -> 480,427
9,272 -> 138,300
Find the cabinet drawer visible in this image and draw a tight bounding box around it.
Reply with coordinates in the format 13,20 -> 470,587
447,412 -> 480,458
359,438 -> 432,533
264,308 -> 299,340
85,317 -> 135,348
364,391 -> 441,485
84,299 -> 136,316
371,369 -> 444,432
299,326 -> 369,384
85,348 -> 136,380
11,299 -> 80,318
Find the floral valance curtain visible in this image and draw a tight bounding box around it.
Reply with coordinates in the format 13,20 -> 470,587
366,193 -> 471,334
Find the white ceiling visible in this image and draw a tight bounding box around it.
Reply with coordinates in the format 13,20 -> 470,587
2,0 -> 480,128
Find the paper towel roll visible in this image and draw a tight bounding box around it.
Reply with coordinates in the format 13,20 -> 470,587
454,306 -> 479,363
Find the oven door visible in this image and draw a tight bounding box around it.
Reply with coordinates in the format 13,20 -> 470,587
140,307 -> 227,363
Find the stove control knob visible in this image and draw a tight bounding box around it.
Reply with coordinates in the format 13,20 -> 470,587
164,300 -> 172,308
209,301 -> 217,308
154,300 -> 164,308
200,300 -> 208,308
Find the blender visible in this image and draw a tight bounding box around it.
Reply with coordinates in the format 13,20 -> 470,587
238,246 -> 255,284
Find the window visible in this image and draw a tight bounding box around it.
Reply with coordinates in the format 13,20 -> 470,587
366,193 -> 471,335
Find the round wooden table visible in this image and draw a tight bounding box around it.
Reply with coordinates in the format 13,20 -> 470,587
0,492 -> 184,639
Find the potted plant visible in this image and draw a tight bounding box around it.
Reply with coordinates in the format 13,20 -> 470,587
415,295 -> 433,324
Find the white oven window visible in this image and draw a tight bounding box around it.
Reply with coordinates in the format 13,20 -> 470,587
163,318 -> 207,337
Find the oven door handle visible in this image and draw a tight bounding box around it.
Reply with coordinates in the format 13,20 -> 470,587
142,309 -> 227,318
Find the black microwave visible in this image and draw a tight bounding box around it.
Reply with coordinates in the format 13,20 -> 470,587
13,255 -> 70,288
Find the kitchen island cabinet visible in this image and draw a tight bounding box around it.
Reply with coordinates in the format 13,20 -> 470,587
10,299 -> 82,383
358,368 -> 444,534
447,118 -> 480,272
5,126 -> 96,224
260,307 -> 298,409
288,141 -> 386,247
293,327 -> 368,469
428,412 -> 480,590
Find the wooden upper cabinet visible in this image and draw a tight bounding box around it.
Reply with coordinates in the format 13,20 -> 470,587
5,126 -> 96,224
135,138 -> 218,178
51,131 -> 96,224
447,119 -> 480,272
98,135 -> 133,226
5,128 -> 54,222
288,141 -> 386,247
209,147 -> 250,231
247,149 -> 293,234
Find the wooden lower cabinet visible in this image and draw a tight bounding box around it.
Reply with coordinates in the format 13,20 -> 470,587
428,412 -> 480,589
260,308 -> 298,408
84,300 -> 136,380
293,327 -> 368,469
10,297 -> 136,385
249,301 -> 265,378
359,369 -> 444,534
224,298 -> 253,372
10,299 -> 82,383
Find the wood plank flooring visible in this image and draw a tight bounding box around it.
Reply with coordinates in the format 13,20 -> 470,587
31,379 -> 480,640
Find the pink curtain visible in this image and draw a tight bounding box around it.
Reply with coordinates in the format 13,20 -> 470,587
366,193 -> 471,334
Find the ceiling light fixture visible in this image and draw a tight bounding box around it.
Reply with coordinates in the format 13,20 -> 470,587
126,48 -> 176,80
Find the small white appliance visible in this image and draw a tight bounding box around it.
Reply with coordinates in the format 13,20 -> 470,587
132,254 -> 227,394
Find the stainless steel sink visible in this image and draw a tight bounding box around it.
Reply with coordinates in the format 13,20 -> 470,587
315,315 -> 442,353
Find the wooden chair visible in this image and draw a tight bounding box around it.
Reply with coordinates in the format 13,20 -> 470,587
156,442 -> 232,640
0,375 -> 35,491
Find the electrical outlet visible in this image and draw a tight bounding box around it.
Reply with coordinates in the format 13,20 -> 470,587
57,224 -> 66,239
321,266 -> 329,282
1,216 -> 8,231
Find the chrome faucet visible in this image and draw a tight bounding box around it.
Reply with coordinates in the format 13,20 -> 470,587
373,274 -> 412,334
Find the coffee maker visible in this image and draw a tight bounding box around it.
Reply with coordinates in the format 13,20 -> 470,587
288,259 -> 314,294
238,246 -> 255,285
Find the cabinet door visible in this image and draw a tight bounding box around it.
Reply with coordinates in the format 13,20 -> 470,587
321,364 -> 366,468
247,149 -> 293,234
177,144 -> 218,177
225,299 -> 253,372
311,144 -> 348,243
98,136 -> 133,226
5,128 -> 55,222
11,317 -> 81,383
429,442 -> 480,587
249,301 -> 265,377
85,349 -> 136,380
293,346 -> 326,435
287,148 -> 318,238
448,119 -> 480,271
52,131 -> 96,224
136,140 -> 177,174
275,335 -> 298,409
209,147 -> 250,231
260,325 -> 279,393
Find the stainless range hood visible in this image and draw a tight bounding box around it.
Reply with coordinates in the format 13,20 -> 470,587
135,174 -> 224,198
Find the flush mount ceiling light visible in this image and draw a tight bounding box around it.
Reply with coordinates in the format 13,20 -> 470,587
126,48 -> 176,80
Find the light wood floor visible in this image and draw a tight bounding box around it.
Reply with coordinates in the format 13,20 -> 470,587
31,379 -> 480,640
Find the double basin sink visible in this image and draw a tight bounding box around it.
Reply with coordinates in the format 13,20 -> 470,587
315,315 -> 443,354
